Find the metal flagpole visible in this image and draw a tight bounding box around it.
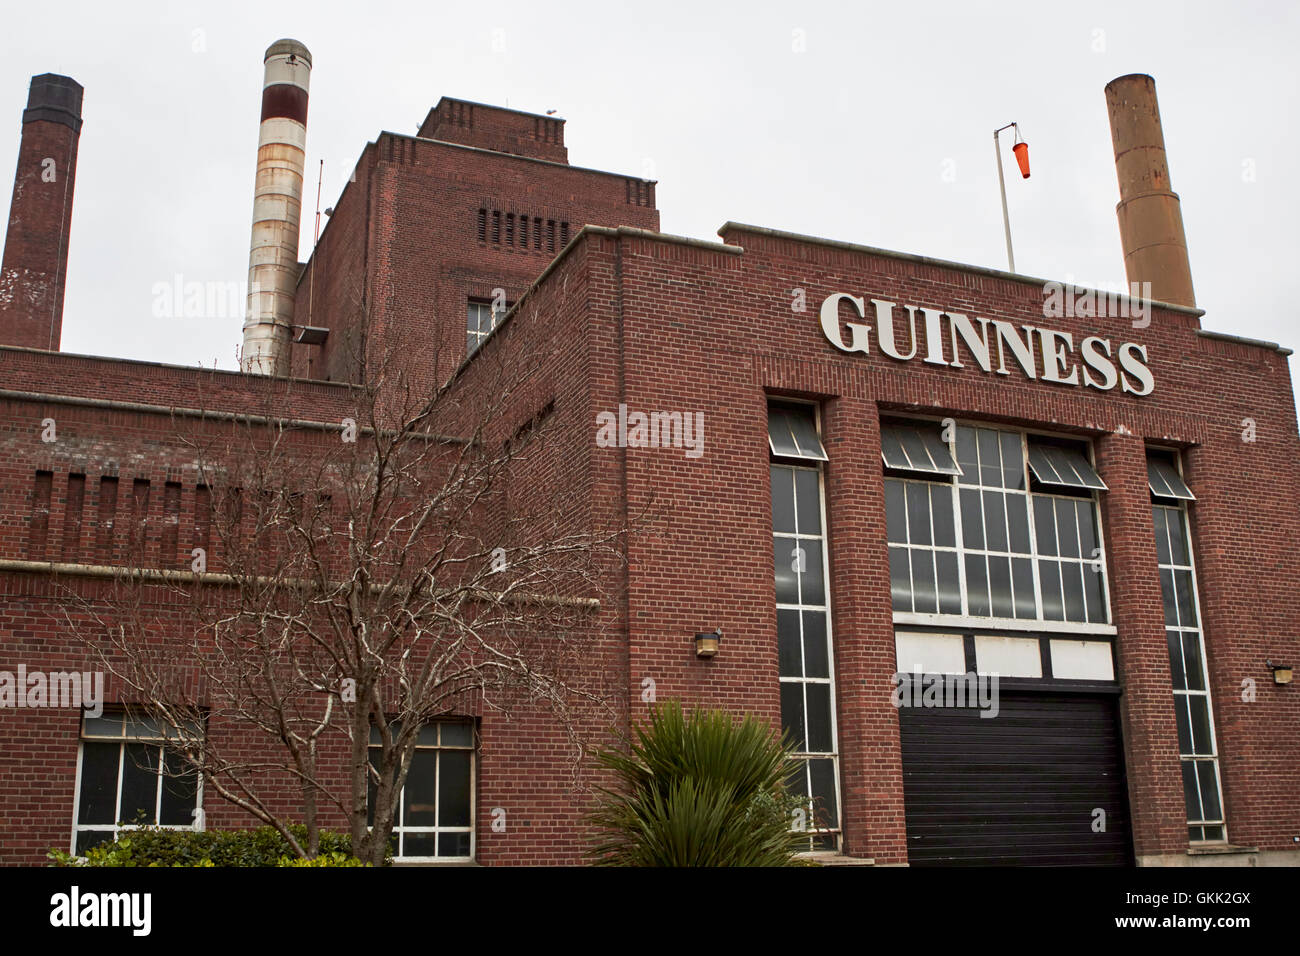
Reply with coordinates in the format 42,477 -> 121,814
994,122 -> 1017,273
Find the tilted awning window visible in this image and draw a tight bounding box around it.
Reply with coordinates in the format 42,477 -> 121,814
1027,443 -> 1107,491
768,404 -> 827,461
880,424 -> 960,476
1147,458 -> 1196,501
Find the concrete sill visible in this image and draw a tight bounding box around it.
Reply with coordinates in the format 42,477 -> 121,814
799,852 -> 875,866
1187,844 -> 1260,857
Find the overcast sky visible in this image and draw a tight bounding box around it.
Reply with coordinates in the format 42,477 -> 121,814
2,0 -> 1296,387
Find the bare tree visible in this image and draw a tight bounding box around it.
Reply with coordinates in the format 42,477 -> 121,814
59,306 -> 631,865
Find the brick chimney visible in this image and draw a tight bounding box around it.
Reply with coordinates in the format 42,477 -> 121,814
0,74 -> 83,351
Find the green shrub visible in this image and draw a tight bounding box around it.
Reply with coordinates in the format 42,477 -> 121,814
47,825 -> 380,867
587,700 -> 809,866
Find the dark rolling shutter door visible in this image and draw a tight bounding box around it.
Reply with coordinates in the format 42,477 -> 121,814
899,691 -> 1131,866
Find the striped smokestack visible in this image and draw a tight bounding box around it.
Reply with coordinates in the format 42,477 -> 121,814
1104,74 -> 1196,309
242,39 -> 311,375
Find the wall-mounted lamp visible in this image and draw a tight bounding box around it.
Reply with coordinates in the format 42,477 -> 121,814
694,628 -> 722,659
1267,660 -> 1292,685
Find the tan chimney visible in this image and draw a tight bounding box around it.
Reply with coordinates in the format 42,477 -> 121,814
1104,74 -> 1195,308
242,39 -> 311,375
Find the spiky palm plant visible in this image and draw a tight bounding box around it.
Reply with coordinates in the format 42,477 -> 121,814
587,700 -> 808,866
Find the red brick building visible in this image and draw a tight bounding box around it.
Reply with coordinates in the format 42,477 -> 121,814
1,42 -> 1296,866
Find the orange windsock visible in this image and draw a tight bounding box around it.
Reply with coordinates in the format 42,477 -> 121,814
1012,141 -> 1030,179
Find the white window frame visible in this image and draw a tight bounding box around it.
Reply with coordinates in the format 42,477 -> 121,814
1153,490 -> 1227,844
372,722 -> 476,863
70,713 -> 203,855
887,418 -> 1114,635
466,300 -> 506,356
769,399 -> 843,854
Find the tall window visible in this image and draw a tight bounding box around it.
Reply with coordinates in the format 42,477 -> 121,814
769,401 -> 840,851
466,300 -> 506,356
885,421 -> 1109,627
1149,452 -> 1225,842
368,721 -> 475,860
72,712 -> 201,855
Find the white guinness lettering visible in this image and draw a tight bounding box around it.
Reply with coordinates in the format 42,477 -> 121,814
818,293 -> 1154,394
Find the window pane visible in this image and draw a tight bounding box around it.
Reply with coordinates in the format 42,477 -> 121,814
983,491 -> 1008,552
77,742 -> 120,825
1188,696 -> 1213,756
936,552 -> 961,615
1175,570 -> 1197,628
1153,507 -> 1171,565
785,762 -> 810,802
1182,634 -> 1205,691
1174,697 -> 1193,755
774,540 -> 799,605
119,743 -> 159,826
794,470 -> 821,534
159,750 -> 198,826
440,723 -> 473,748
76,830 -> 115,855
808,758 -> 838,828
1055,499 -> 1080,558
1006,496 -> 1030,554
403,750 -> 439,827
906,483 -> 932,546
880,428 -> 910,470
1201,825 -> 1224,842
977,429 -> 1002,486
788,410 -> 826,460
777,608 -> 802,677
1033,496 -> 1056,556
931,486 -> 955,548
1084,563 -> 1106,622
1012,558 -> 1036,619
1181,760 -> 1200,819
960,488 -> 984,550
965,555 -> 990,616
799,539 -> 825,606
898,428 -> 933,471
1039,560 -> 1063,621
955,427 -> 978,484
416,724 -> 441,746
1076,500 -> 1098,559
771,467 -> 795,535
768,411 -> 800,458
910,549 -> 937,613
1167,631 -> 1187,690
1196,762 -> 1222,821
438,750 -> 472,827
83,714 -> 124,739
802,611 -> 829,679
999,432 -> 1024,489
805,684 -> 833,753
1061,562 -> 1086,622
986,556 -> 1012,617
1160,569 -> 1178,625
1168,509 -> 1190,565
885,479 -> 907,544
918,428 -> 960,474
403,834 -> 438,858
367,748 -> 380,827
438,832 -> 472,858
780,683 -> 806,751
889,547 -> 912,612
